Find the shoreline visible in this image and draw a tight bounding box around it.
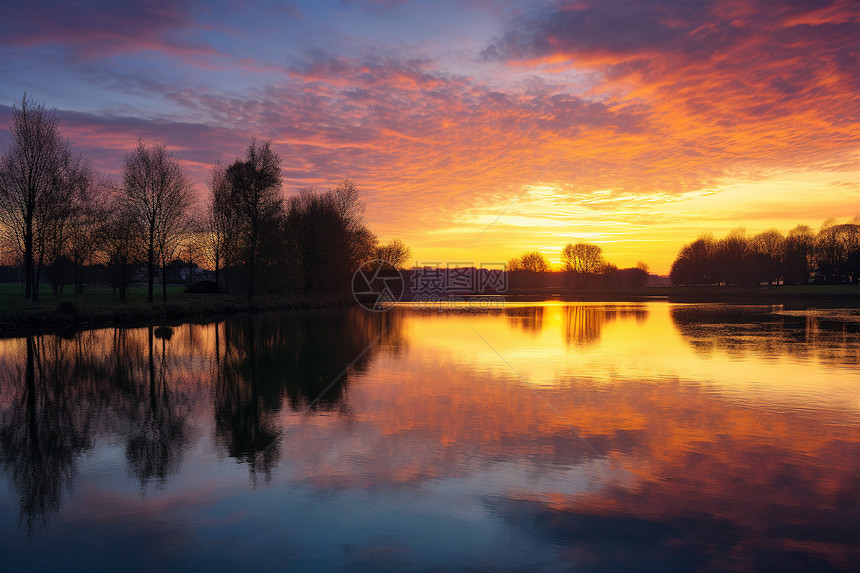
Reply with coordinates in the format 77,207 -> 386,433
403,285 -> 860,309
0,293 -> 355,338
1,284 -> 858,338
486,285 -> 860,307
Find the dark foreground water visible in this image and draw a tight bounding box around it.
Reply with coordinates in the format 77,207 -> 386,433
0,302 -> 858,572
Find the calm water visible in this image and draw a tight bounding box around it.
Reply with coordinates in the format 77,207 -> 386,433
1,302 -> 858,572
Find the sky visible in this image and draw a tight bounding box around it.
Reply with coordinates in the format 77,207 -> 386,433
1,0 -> 858,274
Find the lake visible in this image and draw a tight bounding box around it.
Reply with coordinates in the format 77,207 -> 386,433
1,302 -> 858,571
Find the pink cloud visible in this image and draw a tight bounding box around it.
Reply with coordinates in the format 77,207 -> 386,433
0,0 -> 216,60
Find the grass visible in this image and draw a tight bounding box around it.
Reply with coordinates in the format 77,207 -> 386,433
0,283 -> 188,307
0,282 -> 351,335
0,283 -> 216,314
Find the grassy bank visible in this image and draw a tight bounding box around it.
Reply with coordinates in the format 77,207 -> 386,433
0,283 -> 351,336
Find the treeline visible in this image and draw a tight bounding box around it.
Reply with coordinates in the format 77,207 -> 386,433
670,221 -> 860,286
0,95 -> 410,302
507,243 -> 650,289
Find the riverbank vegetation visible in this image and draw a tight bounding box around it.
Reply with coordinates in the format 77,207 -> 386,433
0,282 -> 355,335
0,95 -> 410,305
670,223 -> 860,286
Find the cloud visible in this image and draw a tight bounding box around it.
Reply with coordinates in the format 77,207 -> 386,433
2,0 -> 857,266
36,52 -> 650,224
481,0 -> 860,176
338,0 -> 410,10
0,0 -> 215,60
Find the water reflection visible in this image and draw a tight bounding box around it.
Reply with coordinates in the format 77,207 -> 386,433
479,379 -> 860,570
0,309 -> 398,527
0,304 -> 857,571
125,326 -> 190,491
562,304 -> 647,346
504,304 -> 648,345
0,336 -> 93,534
506,306 -> 544,334
672,305 -> 860,365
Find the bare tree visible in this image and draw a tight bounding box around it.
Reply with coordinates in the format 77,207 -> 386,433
330,179 -> 364,229
784,225 -> 814,285
375,239 -> 411,270
202,164 -> 243,291
285,188 -> 347,295
225,140 -> 282,301
66,172 -> 110,296
283,182 -> 382,297
562,242 -> 604,275
508,251 -> 550,273
0,94 -> 80,301
714,228 -> 749,285
750,229 -> 784,286
670,235 -> 715,286
44,162 -> 93,297
330,179 -> 377,269
98,196 -> 141,302
121,140 -> 194,303
155,192 -> 195,303
815,219 -> 860,283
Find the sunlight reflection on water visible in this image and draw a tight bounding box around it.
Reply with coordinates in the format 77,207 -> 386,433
0,302 -> 858,571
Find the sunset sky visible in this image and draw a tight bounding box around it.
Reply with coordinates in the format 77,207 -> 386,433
1,0 -> 858,273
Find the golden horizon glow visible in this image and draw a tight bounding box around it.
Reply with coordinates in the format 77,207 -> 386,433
2,1 -> 858,275
395,168 -> 860,274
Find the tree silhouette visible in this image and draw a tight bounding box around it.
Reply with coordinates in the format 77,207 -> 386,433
330,179 -> 378,271
98,194 -> 142,301
202,163 -> 242,291
784,225 -> 814,285
286,188 -> 348,295
815,220 -> 860,283
0,94 -> 84,301
670,235 -> 715,286
562,242 -> 606,287
63,172 -> 105,296
284,183 -> 381,296
120,139 -> 194,303
42,163 -> 94,297
375,239 -> 411,269
224,140 -> 283,302
670,219 -> 860,286
507,251 -> 550,272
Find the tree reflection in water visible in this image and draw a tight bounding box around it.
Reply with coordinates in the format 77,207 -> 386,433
0,336 -> 93,535
671,305 -> 860,365
506,306 -> 544,334
505,304 -> 648,345
0,308 -> 399,530
212,310 -> 399,485
562,304 -> 647,346
213,317 -> 282,486
0,304 -> 857,570
124,326 -> 190,491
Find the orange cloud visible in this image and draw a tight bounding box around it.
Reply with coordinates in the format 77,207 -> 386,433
2,0 -> 857,271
